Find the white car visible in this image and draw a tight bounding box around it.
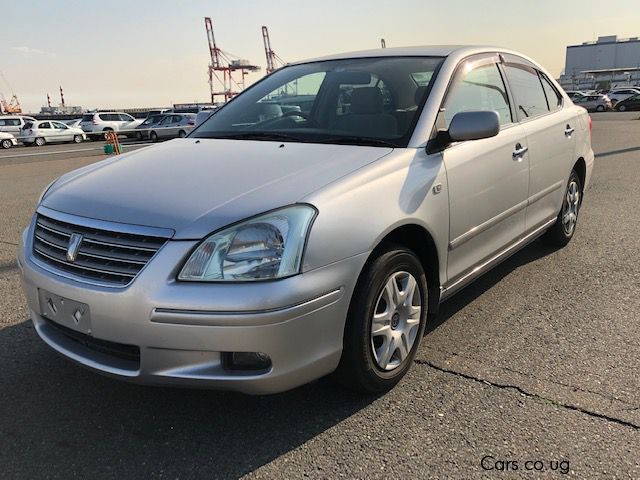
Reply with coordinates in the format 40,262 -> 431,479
79,112 -> 143,139
606,87 -> 640,105
0,115 -> 37,136
22,120 -> 86,146
0,131 -> 18,149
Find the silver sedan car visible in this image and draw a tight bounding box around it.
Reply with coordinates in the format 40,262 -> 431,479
19,46 -> 594,394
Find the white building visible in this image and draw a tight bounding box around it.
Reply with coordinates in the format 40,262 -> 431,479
559,35 -> 640,90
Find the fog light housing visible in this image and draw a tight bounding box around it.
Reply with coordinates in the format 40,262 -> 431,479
223,352 -> 272,371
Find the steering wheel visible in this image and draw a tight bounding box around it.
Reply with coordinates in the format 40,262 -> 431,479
281,110 -> 311,120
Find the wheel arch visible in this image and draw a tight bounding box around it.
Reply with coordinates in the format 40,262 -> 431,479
368,223 -> 441,314
573,157 -> 586,195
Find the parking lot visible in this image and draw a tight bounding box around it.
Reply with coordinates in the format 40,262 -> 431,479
1,113 -> 638,478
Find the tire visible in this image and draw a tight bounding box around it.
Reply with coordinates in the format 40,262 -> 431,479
178,130 -> 186,138
150,131 -> 158,142
102,128 -> 114,140
73,135 -> 83,144
333,245 -> 428,393
34,137 -> 46,147
136,131 -> 143,140
1,139 -> 12,149
617,104 -> 627,112
542,170 -> 582,247
596,105 -> 605,112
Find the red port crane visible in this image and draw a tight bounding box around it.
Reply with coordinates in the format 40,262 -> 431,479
204,17 -> 260,103
261,26 -> 286,75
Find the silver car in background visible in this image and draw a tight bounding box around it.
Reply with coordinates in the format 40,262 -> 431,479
148,113 -> 196,141
134,114 -> 167,140
19,46 -> 593,394
572,94 -> 611,112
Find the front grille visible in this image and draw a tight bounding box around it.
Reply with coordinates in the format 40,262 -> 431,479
43,316 -> 140,365
32,214 -> 169,286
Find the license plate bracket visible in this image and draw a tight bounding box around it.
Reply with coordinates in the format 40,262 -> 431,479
38,289 -> 92,335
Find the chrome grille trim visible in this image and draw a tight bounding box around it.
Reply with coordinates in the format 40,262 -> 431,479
31,209 -> 173,287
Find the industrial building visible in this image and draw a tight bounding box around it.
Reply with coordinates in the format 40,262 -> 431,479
559,35 -> 640,90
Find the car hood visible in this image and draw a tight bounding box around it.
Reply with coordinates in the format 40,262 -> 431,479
42,138 -> 393,239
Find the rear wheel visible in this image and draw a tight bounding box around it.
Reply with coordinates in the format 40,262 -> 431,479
542,170 -> 582,247
178,130 -> 187,138
617,104 -> 627,112
1,139 -> 12,149
596,105 -> 605,112
150,131 -> 158,142
34,137 -> 46,147
73,135 -> 83,143
333,245 -> 428,393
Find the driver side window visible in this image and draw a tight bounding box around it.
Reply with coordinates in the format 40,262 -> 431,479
443,61 -> 512,127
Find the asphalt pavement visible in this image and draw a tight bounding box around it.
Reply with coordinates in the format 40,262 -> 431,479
0,114 -> 638,479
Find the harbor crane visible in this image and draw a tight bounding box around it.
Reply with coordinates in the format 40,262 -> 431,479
204,17 -> 260,103
262,26 -> 286,75
0,72 -> 22,114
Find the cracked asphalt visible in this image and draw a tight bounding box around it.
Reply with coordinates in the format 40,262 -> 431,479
1,113 -> 639,479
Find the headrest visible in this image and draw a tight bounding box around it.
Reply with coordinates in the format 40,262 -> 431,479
414,86 -> 428,105
350,87 -> 384,114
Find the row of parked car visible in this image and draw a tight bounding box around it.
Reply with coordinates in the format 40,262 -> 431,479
0,108 -> 218,148
565,87 -> 640,112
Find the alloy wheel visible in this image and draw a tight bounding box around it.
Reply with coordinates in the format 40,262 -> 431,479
370,271 -> 422,371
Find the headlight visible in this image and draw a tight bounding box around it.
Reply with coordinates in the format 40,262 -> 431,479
178,205 -> 316,282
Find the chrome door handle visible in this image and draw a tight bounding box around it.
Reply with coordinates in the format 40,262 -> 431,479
565,125 -> 575,136
512,144 -> 528,159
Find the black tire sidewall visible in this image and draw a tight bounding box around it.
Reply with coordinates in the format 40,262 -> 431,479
339,246 -> 428,391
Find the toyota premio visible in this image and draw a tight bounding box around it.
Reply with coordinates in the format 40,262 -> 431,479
19,46 -> 594,394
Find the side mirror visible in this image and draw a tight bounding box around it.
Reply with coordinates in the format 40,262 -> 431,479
448,110 -> 500,142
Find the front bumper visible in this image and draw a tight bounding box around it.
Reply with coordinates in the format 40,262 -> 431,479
18,220 -> 367,394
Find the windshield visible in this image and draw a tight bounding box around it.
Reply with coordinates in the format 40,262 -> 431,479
191,56 -> 443,147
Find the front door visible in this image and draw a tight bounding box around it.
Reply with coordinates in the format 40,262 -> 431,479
438,54 -> 530,281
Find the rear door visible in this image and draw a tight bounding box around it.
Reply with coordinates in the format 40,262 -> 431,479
502,56 -> 575,231
437,53 -> 530,281
37,122 -> 52,142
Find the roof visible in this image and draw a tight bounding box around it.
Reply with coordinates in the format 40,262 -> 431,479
290,45 -> 503,64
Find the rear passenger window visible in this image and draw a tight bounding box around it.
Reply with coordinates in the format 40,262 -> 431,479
504,64 -> 549,120
443,61 -> 512,127
540,74 -> 562,111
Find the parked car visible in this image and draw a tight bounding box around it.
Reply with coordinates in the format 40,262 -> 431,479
0,131 -> 18,149
64,118 -> 83,129
21,120 -> 86,146
572,94 -> 612,112
564,90 -> 586,100
79,112 -> 143,140
19,46 -> 593,394
195,106 -> 218,126
0,115 -> 36,136
606,87 -> 640,105
145,108 -> 173,117
148,113 -> 196,141
134,114 -> 167,140
614,93 -> 640,111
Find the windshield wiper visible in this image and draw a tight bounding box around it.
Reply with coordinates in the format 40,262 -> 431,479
199,131 -> 303,142
315,136 -> 397,148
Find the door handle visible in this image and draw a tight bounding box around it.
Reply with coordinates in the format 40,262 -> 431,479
512,143 -> 528,160
565,125 -> 575,136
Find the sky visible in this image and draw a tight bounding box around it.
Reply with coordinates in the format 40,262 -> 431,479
3,0 -> 640,112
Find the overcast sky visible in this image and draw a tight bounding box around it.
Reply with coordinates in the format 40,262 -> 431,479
3,0 -> 640,112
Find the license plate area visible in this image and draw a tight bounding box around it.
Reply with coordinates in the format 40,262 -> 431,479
38,289 -> 92,335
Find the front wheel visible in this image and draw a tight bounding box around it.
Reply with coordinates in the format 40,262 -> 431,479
1,139 -> 12,149
150,131 -> 158,142
333,245 -> 428,393
73,135 -> 83,143
596,105 -> 605,112
542,170 -> 582,247
617,104 -> 627,112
